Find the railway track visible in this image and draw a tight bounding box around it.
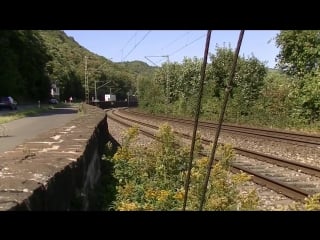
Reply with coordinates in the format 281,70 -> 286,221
121,109 -> 320,148
107,109 -> 320,202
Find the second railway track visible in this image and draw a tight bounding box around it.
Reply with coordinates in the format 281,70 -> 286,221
107,109 -> 320,202
122,109 -> 320,148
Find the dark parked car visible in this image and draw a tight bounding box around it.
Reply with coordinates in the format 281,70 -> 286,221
0,96 -> 17,110
48,98 -> 59,104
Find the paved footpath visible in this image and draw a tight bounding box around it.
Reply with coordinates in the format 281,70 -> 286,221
0,107 -> 78,153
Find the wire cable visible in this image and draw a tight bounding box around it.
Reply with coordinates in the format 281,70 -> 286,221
169,33 -> 206,56
121,31 -> 138,61
122,31 -> 138,50
123,31 -> 151,60
161,31 -> 190,51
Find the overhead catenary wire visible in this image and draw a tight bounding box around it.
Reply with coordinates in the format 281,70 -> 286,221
148,32 -> 206,66
121,31 -> 138,50
121,31 -> 138,61
168,33 -> 206,57
155,57 -> 170,65
123,31 -> 151,61
161,31 -> 190,51
144,56 -> 160,66
144,55 -> 169,67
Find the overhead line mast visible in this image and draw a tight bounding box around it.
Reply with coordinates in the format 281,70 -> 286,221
84,56 -> 89,103
144,55 -> 170,110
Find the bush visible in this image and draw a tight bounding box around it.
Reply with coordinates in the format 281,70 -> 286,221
110,124 -> 259,210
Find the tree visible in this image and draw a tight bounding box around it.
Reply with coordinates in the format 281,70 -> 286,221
275,30 -> 320,77
154,61 -> 182,103
60,70 -> 84,101
232,55 -> 267,113
260,70 -> 292,117
207,46 -> 236,99
0,30 -> 156,103
0,32 -> 22,96
0,30 -> 51,101
290,73 -> 320,123
145,47 -> 267,117
138,77 -> 166,113
153,58 -> 203,114
38,31 -> 156,102
207,46 -> 267,115
275,31 -> 320,122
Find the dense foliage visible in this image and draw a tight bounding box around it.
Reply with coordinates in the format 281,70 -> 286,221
275,30 -> 320,77
0,30 -> 51,101
139,46 -> 267,118
276,30 -> 320,124
138,36 -> 320,131
0,30 -> 156,103
39,31 -> 156,102
107,125 -> 258,210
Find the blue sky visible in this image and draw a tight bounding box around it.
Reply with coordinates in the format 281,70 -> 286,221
64,30 -> 280,68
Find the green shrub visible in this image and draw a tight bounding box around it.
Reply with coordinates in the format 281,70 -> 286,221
110,124 -> 259,210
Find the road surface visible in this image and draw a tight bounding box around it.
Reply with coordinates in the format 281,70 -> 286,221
0,107 -> 78,153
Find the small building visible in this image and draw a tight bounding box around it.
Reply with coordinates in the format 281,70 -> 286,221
105,94 -> 116,102
51,83 -> 60,99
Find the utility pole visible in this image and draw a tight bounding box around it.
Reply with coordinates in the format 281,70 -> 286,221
164,55 -> 170,107
136,75 -> 139,97
84,56 -> 89,103
94,80 -> 97,101
92,80 -> 112,101
145,55 -> 170,111
127,91 -> 130,107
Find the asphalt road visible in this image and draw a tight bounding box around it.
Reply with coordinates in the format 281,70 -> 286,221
0,107 -> 78,153
0,104 -> 45,116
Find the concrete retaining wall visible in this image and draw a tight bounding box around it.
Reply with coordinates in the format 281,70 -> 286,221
0,104 -> 109,210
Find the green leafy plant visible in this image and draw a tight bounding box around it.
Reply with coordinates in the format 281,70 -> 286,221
110,124 -> 259,211
291,193 -> 320,210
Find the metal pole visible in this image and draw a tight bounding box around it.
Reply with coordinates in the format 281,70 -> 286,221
87,73 -> 90,102
165,55 -> 169,114
198,30 -> 245,211
166,55 -> 169,104
95,80 -> 97,100
137,76 -> 139,97
145,55 -> 170,111
84,56 -> 88,103
183,30 -> 212,210
127,92 -> 130,107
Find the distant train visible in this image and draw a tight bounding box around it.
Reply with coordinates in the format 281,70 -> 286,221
89,98 -> 138,109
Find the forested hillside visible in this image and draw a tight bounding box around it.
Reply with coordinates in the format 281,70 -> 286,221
138,31 -> 320,131
0,30 -> 51,101
0,30 -> 156,102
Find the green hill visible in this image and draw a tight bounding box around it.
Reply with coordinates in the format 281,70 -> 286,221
0,30 -> 157,102
117,60 -> 157,77
39,30 -> 157,101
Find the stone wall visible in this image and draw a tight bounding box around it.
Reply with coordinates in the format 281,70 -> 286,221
0,104 -> 109,210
